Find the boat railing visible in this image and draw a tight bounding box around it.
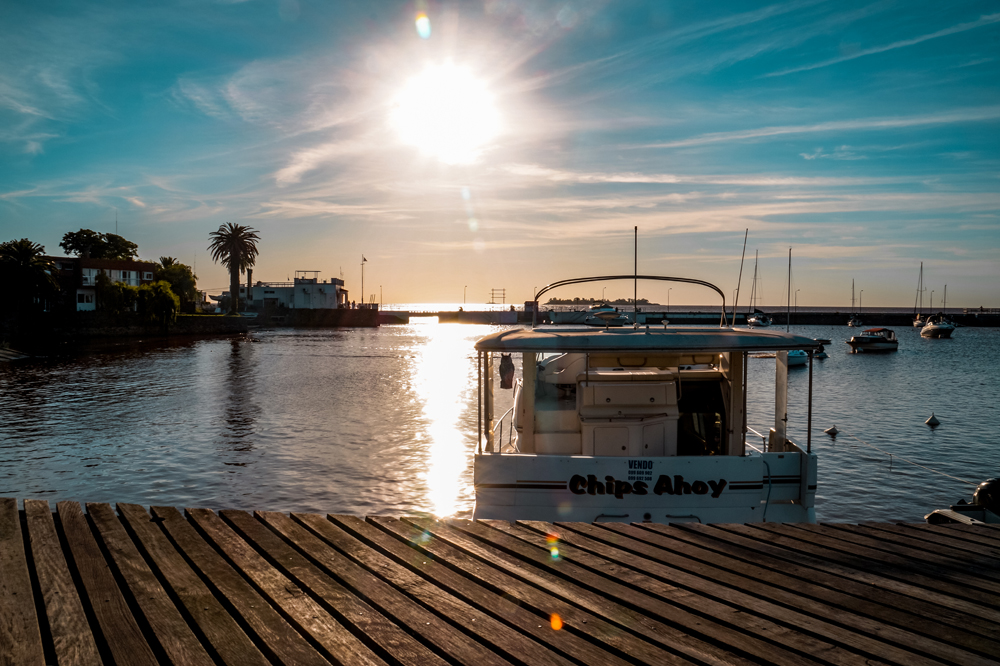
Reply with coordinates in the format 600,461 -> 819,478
746,426 -> 769,453
494,405 -> 517,453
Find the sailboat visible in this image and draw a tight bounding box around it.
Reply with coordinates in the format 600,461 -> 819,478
913,262 -> 925,327
746,251 -> 772,327
847,280 -> 862,327
786,248 -> 808,366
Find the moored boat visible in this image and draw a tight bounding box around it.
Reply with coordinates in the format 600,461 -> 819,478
921,313 -> 955,339
473,275 -> 820,525
847,327 -> 899,352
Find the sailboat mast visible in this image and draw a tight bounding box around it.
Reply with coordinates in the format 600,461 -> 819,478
786,247 -> 791,332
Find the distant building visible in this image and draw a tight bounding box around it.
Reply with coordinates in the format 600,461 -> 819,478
48,256 -> 159,311
218,271 -> 349,312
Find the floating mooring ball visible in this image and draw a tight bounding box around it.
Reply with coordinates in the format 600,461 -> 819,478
973,478 -> 1000,514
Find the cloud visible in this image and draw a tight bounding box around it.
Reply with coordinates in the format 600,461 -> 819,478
767,12 -> 1000,77
800,146 -> 867,160
645,107 -> 1000,148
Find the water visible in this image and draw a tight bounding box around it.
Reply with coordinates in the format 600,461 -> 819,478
1,322 -> 997,522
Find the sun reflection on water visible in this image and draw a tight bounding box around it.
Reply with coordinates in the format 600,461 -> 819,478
411,321 -> 493,517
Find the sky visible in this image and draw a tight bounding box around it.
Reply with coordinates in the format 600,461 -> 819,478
1,0 -> 998,309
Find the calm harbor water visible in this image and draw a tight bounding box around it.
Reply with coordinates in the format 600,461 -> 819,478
2,321 -> 998,522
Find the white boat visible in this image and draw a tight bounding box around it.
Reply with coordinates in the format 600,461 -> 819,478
847,327 -> 899,352
474,275 -> 820,525
744,250 -> 772,327
787,349 -> 809,365
921,313 -> 955,339
583,303 -> 630,327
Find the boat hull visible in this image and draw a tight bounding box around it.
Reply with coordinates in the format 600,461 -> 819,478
474,448 -> 817,524
921,325 -> 954,338
847,341 -> 898,352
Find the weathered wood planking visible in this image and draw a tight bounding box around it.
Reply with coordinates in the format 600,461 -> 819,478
2,498 -> 999,666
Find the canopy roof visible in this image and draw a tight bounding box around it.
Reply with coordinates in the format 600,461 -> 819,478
475,326 -> 822,353
863,328 -> 892,333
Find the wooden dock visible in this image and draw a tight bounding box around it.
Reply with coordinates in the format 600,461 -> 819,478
2,498 -> 999,666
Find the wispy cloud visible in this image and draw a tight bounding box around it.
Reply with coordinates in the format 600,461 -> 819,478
767,12 -> 1000,77
645,107 -> 1000,148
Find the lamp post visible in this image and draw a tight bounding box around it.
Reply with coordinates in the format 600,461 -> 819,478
859,290 -> 864,314
668,288 -> 672,313
795,289 -> 800,313
930,290 -> 935,310
464,285 -> 467,304
602,286 -> 606,302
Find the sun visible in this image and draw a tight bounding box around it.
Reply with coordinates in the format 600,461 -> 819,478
390,63 -> 500,164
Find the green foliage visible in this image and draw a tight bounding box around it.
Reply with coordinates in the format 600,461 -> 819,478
0,238 -> 58,313
207,223 -> 260,315
155,256 -> 198,305
95,272 -> 138,315
60,229 -> 138,260
138,281 -> 179,327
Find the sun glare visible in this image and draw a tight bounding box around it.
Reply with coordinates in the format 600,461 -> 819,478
391,63 -> 500,164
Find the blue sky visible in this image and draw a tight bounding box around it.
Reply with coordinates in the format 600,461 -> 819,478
2,0 -> 998,308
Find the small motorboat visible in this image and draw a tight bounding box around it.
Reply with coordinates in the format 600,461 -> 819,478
583,303 -> 630,327
912,316 -> 925,328
921,313 -> 955,339
847,316 -> 863,328
747,311 -> 772,327
787,349 -> 809,366
847,328 -> 899,352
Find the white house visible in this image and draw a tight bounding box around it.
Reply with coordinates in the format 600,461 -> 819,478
224,271 -> 349,311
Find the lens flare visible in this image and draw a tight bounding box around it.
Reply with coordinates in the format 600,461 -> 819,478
550,613 -> 563,630
415,13 -> 431,39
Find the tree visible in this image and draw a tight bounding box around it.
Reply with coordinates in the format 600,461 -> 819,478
155,256 -> 198,309
60,229 -> 138,260
0,238 -> 58,313
94,272 -> 138,315
207,223 -> 260,315
138,281 -> 179,328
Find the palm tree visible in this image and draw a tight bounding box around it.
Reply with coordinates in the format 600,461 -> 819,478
0,238 -> 58,313
207,223 -> 260,315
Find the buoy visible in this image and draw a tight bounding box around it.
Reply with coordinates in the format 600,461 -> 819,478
824,425 -> 839,437
925,413 -> 940,427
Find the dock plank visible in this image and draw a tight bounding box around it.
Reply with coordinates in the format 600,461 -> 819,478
0,498 -> 44,666
329,514 -> 633,666
23,500 -> 101,666
807,524 -> 1000,592
576,521 -> 999,665
116,503 -> 271,666
283,512 -> 568,666
647,521 -> 1000,647
10,500 -> 1000,666
749,523 -> 1000,607
487,519 -> 862,666
221,509 -> 448,666
855,522 -> 1000,560
368,516 -> 704,665
186,507 -> 386,666
87,502 -> 216,666
403,516 -> 774,666
908,523 -> 1000,548
271,511 -> 514,666
56,500 -> 158,666
150,505 -> 332,666
503,519 -> 948,666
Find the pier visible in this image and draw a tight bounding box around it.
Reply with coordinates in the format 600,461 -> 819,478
2,497 -> 998,665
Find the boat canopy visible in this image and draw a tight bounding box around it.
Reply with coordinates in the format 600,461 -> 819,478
475,326 -> 821,354
863,328 -> 891,333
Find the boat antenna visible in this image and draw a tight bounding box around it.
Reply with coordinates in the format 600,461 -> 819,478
786,247 -> 792,332
733,229 -> 747,326
633,226 -> 638,325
